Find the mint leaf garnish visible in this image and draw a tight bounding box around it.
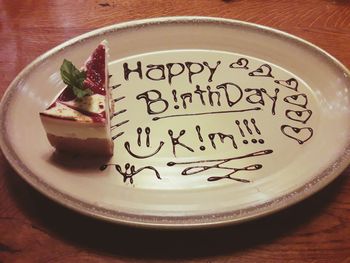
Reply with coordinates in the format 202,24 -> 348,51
60,59 -> 92,98
72,85 -> 93,98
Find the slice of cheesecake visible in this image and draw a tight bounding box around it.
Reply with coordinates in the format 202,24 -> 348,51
40,41 -> 114,156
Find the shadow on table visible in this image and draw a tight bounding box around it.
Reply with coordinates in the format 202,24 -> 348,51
3,158 -> 349,260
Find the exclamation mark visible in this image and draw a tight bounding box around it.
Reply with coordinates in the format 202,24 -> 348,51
196,125 -> 206,151
251,118 -> 261,135
172,89 -> 179,109
236,120 -> 248,144
235,120 -> 245,137
243,119 -> 253,135
137,127 -> 142,146
145,127 -> 151,147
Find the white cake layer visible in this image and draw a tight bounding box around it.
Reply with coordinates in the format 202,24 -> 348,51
40,113 -> 109,140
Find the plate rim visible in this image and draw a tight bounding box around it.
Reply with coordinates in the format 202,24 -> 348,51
1,16 -> 350,229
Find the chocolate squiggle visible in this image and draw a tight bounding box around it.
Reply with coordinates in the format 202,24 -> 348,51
100,163 -> 161,184
167,149 -> 273,183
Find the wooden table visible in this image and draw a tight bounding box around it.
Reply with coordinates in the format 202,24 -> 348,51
1,1 -> 350,262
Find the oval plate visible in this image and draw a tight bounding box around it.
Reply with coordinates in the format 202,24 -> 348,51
1,17 -> 350,228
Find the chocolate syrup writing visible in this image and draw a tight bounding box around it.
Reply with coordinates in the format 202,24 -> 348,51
102,56 -> 315,185
100,163 -> 161,184
167,149 -> 273,182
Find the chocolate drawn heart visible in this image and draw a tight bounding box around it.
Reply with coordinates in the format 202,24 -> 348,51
281,125 -> 313,144
229,58 -> 249,69
285,109 -> 312,124
274,78 -> 298,91
248,64 -> 274,78
283,93 -> 308,108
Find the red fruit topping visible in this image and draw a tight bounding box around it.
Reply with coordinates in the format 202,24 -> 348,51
57,86 -> 76,101
84,44 -> 106,95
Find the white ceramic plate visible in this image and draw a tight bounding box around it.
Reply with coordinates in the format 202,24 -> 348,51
1,17 -> 350,228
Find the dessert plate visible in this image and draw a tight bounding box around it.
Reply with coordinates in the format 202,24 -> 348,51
1,17 -> 350,228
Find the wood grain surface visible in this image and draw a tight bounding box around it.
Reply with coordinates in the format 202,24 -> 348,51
1,0 -> 350,262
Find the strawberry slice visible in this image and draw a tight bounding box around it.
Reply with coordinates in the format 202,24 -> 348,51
83,44 -> 106,95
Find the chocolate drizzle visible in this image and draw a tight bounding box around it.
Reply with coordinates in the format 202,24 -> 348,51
112,132 -> 124,140
111,109 -> 127,119
203,61 -> 221,82
207,164 -> 262,182
274,78 -> 298,91
284,93 -> 308,108
99,53 -> 317,187
248,64 -> 274,78
180,93 -> 193,109
285,109 -> 312,124
145,127 -> 151,147
243,119 -> 253,135
245,88 -> 264,106
207,86 -> 221,106
196,125 -> 206,150
261,88 -> 279,115
111,120 -> 129,130
235,120 -> 245,137
152,107 -> 261,121
166,63 -> 185,84
251,118 -> 261,135
100,163 -> 161,184
281,125 -> 313,144
167,149 -> 273,183
229,58 -> 249,69
172,89 -> 178,104
168,129 -> 194,156
137,127 -> 142,146
111,84 -> 122,90
124,141 -> 165,159
136,90 -> 169,115
208,132 -> 237,149
195,125 -> 204,142
113,96 -> 125,103
216,82 -> 243,107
